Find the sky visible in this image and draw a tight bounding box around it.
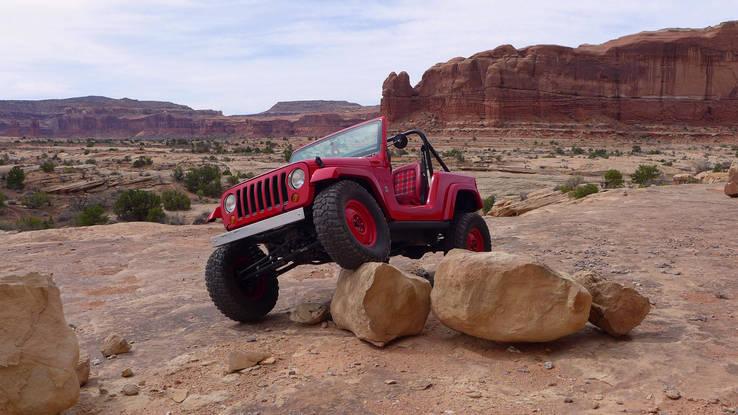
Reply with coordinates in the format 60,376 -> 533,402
1,0 -> 736,115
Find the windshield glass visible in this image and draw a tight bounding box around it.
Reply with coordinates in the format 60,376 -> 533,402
290,120 -> 382,162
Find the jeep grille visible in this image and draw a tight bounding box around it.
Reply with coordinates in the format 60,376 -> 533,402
234,171 -> 289,219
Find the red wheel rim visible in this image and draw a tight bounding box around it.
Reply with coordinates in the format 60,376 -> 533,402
465,228 -> 485,252
344,199 -> 377,247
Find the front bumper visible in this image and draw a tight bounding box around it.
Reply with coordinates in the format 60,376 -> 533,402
211,208 -> 306,247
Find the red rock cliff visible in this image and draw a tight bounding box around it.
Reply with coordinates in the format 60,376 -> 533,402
382,22 -> 738,126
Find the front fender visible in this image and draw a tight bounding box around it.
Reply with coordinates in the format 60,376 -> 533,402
310,167 -> 340,183
207,206 -> 222,223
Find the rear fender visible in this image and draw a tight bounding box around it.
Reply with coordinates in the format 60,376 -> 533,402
207,206 -> 222,223
443,185 -> 483,220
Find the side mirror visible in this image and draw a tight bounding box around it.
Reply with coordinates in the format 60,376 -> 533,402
393,134 -> 408,149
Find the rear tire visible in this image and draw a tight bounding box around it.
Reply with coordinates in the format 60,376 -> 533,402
205,242 -> 279,323
444,212 -> 491,252
313,180 -> 390,269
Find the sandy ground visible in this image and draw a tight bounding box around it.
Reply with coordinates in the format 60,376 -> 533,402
1,182 -> 736,415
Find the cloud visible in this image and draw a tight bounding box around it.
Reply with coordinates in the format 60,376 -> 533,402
0,0 -> 735,114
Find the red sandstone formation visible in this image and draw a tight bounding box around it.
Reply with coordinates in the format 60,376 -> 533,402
0,97 -> 378,139
382,21 -> 738,127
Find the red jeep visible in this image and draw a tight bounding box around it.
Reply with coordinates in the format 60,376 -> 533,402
206,117 -> 491,322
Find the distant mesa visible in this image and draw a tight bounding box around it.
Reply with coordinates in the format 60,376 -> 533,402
381,21 -> 738,127
0,97 -> 378,139
259,100 -> 366,116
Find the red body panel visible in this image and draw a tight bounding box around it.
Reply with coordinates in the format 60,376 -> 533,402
211,116 -> 482,231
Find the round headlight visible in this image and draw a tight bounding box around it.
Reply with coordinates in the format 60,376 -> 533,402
289,168 -> 305,189
224,194 -> 237,213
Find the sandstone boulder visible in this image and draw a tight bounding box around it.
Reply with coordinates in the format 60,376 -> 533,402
289,302 -> 330,325
572,271 -> 651,336
226,351 -> 270,373
726,162 -> 738,197
490,189 -> 569,217
100,334 -> 131,357
76,351 -> 90,386
331,263 -> 432,347
695,171 -> 728,184
672,174 -> 698,185
431,250 -> 591,343
0,273 -> 80,415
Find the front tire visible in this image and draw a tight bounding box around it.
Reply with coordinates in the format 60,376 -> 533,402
444,212 -> 492,253
313,180 -> 390,269
205,242 -> 279,323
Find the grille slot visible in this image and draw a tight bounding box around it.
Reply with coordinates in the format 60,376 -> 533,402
232,171 -> 290,220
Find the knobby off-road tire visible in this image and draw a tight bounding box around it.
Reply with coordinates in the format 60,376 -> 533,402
444,212 -> 492,253
205,242 -> 279,323
313,180 -> 390,269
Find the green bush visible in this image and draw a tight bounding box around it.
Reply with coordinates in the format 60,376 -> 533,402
132,156 -> 153,168
482,195 -> 495,215
557,176 -> 584,193
16,216 -> 53,231
40,160 -> 56,173
588,149 -> 609,159
571,146 -> 585,155
172,166 -> 185,182
23,192 -> 51,209
0,191 -> 6,210
226,175 -> 238,186
570,183 -> 599,199
6,166 -> 25,190
443,148 -> 465,163
75,204 -> 108,226
184,165 -> 222,198
631,165 -> 661,187
603,169 -> 624,188
114,190 -> 163,222
146,206 -> 166,223
631,145 -> 642,153
283,144 -> 293,162
161,189 -> 191,211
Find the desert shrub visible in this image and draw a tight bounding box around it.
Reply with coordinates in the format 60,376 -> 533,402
161,189 -> 191,211
40,160 -> 56,173
588,149 -> 609,159
146,206 -> 166,223
283,144 -> 293,162
557,175 -> 585,193
712,161 -> 731,172
570,183 -> 599,199
132,156 -> 153,168
23,192 -> 51,209
172,166 -> 185,182
6,166 -> 25,190
226,175 -> 238,186
75,204 -> 108,226
0,153 -> 8,165
482,195 -> 495,215
263,141 -> 276,154
444,148 -> 465,163
240,171 -> 255,179
85,158 -> 97,165
603,169 -> 624,188
114,190 -> 163,222
571,146 -> 585,155
631,145 -> 642,154
16,216 -> 53,231
184,165 -> 222,198
631,165 -> 661,187
0,191 -> 6,210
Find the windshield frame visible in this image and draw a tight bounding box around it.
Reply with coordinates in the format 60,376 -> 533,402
289,117 -> 385,163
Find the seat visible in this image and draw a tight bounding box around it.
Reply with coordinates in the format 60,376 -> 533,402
393,162 -> 423,205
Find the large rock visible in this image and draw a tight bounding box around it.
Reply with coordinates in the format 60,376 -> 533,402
382,22 -> 738,127
331,263 -> 431,347
726,162 -> 738,197
490,189 -> 569,217
0,273 -> 80,415
695,171 -> 728,184
431,250 -> 591,343
572,271 -> 651,336
289,302 -> 330,325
